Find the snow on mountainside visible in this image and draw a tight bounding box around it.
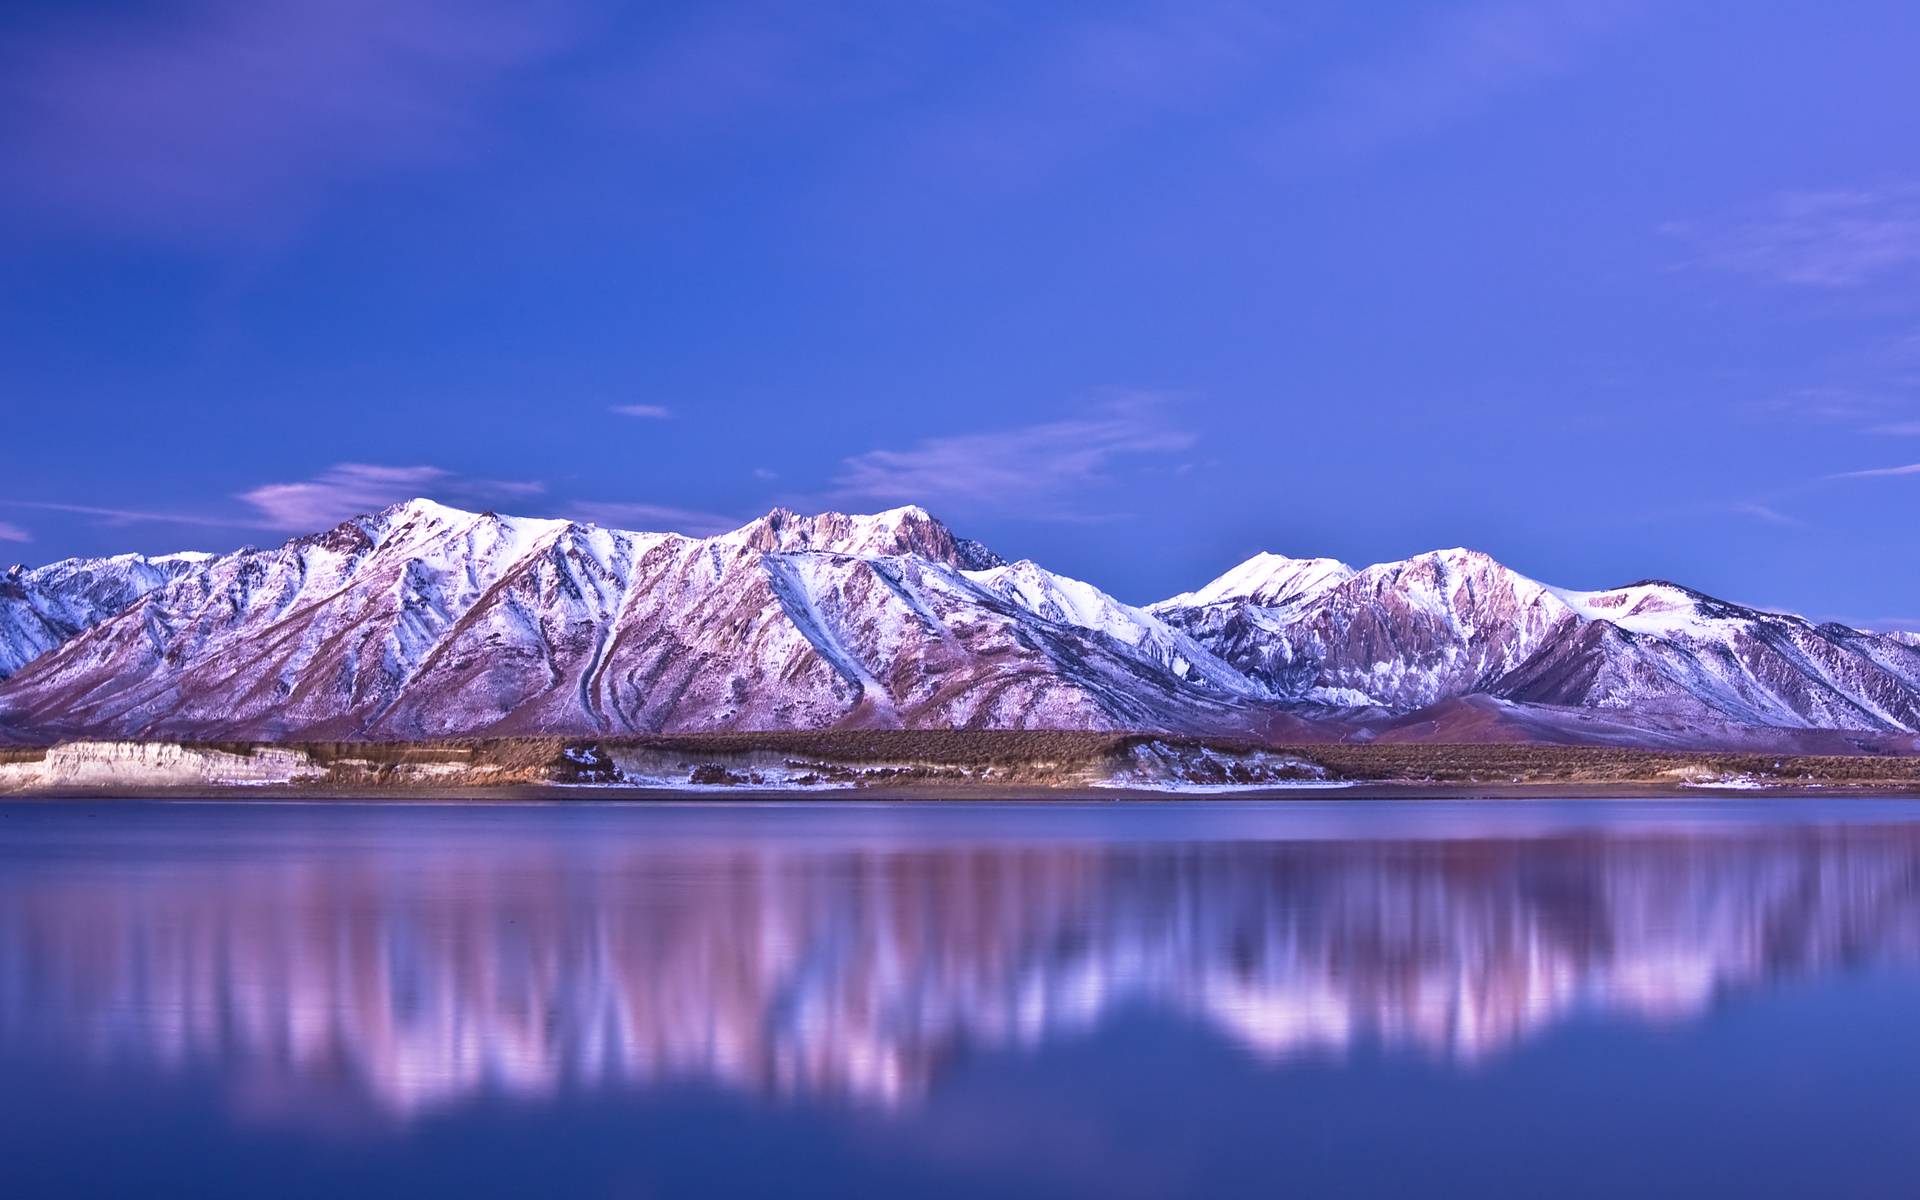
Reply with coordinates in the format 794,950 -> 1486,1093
1150,548 -> 1570,708
1,552 -> 214,680
5,502 -> 1920,744
965,560 -> 1269,700
1494,581 -> 1920,730
0,501 -> 1256,741
1153,550 -> 1920,733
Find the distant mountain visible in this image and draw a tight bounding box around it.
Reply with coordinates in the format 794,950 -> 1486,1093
1150,549 -> 1920,736
2,501 -> 1918,749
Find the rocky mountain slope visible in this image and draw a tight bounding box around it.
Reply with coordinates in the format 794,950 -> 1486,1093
1,552 -> 213,680
0,501 -> 1259,741
2,501 -> 1918,746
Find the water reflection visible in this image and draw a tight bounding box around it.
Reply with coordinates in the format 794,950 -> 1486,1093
3,804 -> 1919,1119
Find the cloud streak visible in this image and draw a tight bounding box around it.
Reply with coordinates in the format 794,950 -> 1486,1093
1837,462 -> 1920,479
238,463 -> 544,530
239,464 -> 450,529
612,404 -> 672,418
832,400 -> 1195,517
1728,502 -> 1810,528
1676,184 -> 1920,288
2,500 -> 263,529
0,521 -> 30,544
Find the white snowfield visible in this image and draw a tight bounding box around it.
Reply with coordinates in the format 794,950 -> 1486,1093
3,500 -> 1919,741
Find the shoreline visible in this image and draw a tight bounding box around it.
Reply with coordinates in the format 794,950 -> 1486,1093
8,779 -> 1920,803
8,732 -> 1920,799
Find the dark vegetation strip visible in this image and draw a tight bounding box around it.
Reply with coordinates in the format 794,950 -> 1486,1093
8,733 -> 1920,785
1275,744 -> 1920,783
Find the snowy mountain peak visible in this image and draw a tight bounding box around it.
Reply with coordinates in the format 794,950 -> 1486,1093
363,496 -> 481,533
1154,552 -> 1357,613
1546,580 -> 1726,637
1347,548 -> 1565,616
343,499 -> 578,565
719,506 -> 1005,569
8,499 -> 1920,744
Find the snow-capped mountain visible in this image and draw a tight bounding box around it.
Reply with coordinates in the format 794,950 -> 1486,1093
1,552 -> 214,680
4,501 -> 1919,745
1151,550 -> 1920,734
1150,549 -> 1566,707
0,502 -> 1259,741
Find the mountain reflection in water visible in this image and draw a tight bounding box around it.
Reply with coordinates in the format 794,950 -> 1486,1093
2,803 -> 1918,1120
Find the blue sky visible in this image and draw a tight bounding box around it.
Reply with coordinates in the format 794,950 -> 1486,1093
2,0 -> 1918,622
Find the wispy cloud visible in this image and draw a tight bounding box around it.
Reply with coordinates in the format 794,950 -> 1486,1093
239,464 -> 449,529
1673,184 -> 1920,288
1868,420 -> 1920,435
0,0 -> 580,243
1837,462 -> 1920,479
831,398 -> 1195,517
0,521 -> 30,544
1,500 -> 261,529
612,404 -> 672,418
466,479 -> 548,501
238,463 -> 544,530
1728,502 -> 1810,528
563,501 -> 740,537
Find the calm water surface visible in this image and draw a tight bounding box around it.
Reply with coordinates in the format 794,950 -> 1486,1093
5,797 -> 1920,1199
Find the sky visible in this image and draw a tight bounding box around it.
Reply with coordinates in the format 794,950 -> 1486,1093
1,0 -> 1918,624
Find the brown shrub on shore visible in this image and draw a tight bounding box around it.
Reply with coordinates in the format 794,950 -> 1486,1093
1274,743 -> 1920,784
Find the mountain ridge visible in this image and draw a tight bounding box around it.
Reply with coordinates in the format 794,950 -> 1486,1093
2,500 -> 1916,751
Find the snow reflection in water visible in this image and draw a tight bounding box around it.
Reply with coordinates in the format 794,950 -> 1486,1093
2,802 -> 1918,1118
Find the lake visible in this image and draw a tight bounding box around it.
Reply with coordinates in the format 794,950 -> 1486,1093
4,797 -> 1920,1198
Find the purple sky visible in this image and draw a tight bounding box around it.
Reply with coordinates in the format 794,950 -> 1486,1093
2,0 -> 1918,623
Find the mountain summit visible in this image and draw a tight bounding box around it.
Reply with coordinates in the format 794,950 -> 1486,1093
717,505 -> 1007,570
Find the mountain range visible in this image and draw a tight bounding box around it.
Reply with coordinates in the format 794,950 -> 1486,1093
3,499 -> 1917,751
